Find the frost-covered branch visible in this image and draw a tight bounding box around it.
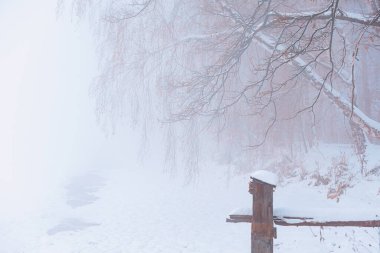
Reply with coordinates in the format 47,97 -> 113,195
255,32 -> 380,138
67,0 -> 380,169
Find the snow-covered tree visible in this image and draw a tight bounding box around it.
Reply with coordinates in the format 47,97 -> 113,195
62,0 -> 380,174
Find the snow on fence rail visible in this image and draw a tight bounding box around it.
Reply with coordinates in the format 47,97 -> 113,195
226,170 -> 380,253
228,207 -> 380,227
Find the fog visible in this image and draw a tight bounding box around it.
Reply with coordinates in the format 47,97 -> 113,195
1,1 -> 379,252
0,0 -> 140,217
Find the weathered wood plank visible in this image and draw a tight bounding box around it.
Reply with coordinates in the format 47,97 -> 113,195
226,215 -> 252,223
274,219 -> 380,227
250,178 -> 274,253
227,214 -> 380,227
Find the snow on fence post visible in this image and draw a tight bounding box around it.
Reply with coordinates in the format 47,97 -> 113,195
249,170 -> 278,253
227,171 -> 380,252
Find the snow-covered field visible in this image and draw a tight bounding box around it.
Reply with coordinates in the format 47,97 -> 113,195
0,151 -> 379,253
0,164 -> 248,253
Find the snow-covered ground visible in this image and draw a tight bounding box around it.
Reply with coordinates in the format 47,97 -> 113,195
0,153 -> 379,253
0,164 -> 249,253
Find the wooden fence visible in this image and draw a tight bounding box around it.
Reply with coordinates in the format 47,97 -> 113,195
226,171 -> 380,253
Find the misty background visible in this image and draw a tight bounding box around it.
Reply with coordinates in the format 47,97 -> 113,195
1,1 -> 379,252
0,0 -> 132,216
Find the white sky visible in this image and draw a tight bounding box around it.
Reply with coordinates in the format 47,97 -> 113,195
0,0 -> 108,207
0,0 -> 145,217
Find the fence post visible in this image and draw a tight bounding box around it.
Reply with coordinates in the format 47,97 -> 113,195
249,176 -> 276,253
